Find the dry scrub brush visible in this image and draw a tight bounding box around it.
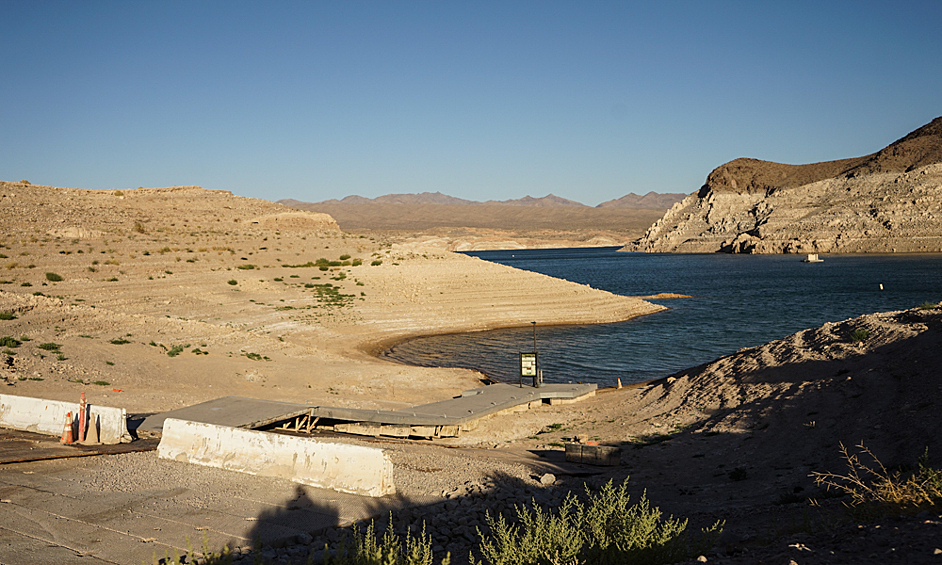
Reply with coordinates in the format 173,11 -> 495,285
812,442 -> 942,515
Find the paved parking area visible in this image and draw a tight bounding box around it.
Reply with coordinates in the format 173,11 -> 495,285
0,450 -> 425,565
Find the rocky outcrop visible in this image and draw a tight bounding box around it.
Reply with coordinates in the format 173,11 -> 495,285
630,117 -> 942,254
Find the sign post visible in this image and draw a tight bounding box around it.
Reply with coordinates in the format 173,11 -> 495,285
520,352 -> 538,388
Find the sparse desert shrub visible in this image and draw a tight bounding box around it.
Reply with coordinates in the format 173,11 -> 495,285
109,338 -> 131,345
339,254 -> 351,260
0,336 -> 20,348
37,342 -> 61,352
919,301 -> 938,310
371,260 -> 383,266
0,311 -> 16,320
243,351 -> 269,361
850,328 -> 870,343
812,443 -> 942,514
227,279 -> 238,285
472,480 -> 719,565
352,258 -> 363,266
325,517 -> 440,565
133,221 -> 145,234
166,344 -> 188,357
45,272 -> 63,282
18,180 -> 30,185
237,264 -> 256,270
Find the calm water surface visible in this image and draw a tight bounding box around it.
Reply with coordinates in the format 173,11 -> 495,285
384,249 -> 942,386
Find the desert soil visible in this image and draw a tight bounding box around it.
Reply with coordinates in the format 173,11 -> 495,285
1,180 -> 941,564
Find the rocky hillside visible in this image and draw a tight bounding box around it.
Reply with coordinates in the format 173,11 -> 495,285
630,117 -> 942,253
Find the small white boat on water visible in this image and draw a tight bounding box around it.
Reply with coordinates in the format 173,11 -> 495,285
802,253 -> 824,263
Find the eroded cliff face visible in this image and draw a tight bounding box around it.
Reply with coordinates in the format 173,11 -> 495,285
630,117 -> 942,254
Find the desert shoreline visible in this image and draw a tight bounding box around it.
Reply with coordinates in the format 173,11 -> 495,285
0,181 -> 666,413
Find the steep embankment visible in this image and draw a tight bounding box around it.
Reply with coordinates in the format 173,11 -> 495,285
631,117 -> 942,253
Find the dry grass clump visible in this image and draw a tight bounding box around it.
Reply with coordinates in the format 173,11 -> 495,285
812,442 -> 942,515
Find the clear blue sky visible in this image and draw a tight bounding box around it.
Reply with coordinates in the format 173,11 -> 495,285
2,1 -> 940,206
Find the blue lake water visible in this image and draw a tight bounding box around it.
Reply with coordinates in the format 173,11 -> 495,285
383,248 -> 942,387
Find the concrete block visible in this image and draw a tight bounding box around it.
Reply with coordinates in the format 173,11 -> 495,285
0,394 -> 131,444
157,418 -> 395,497
565,443 -> 621,466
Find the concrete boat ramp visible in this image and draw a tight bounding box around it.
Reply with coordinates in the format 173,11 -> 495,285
0,384 -> 598,563
138,382 -> 596,439
4,383 -> 596,498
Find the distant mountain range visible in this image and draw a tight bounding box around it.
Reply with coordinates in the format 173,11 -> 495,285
281,191 -> 684,210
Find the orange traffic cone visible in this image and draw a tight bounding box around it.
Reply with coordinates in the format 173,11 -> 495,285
60,411 -> 74,444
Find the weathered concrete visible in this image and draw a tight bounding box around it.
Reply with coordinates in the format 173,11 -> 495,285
138,396 -> 311,433
157,418 -> 395,497
0,450 -> 424,565
138,384 -> 597,442
0,394 -> 131,444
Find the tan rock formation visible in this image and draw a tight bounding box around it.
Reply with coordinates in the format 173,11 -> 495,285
629,117 -> 942,253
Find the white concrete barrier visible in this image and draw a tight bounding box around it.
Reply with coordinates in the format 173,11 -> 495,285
157,418 -> 395,497
0,394 -> 131,444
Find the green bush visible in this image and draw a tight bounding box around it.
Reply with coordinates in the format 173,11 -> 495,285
470,480 -> 719,565
237,264 -> 256,270
851,328 -> 870,343
45,272 -> 63,282
0,311 -> 15,320
919,301 -> 938,310
109,338 -> 131,345
227,279 -> 238,285
37,342 -> 61,352
325,518 -> 442,565
0,336 -> 20,348
371,260 -> 383,266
